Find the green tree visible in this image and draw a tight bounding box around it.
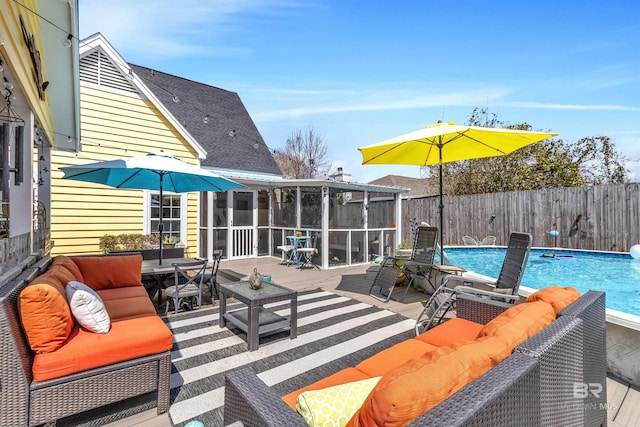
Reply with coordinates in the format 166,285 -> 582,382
273,126 -> 330,178
421,108 -> 629,195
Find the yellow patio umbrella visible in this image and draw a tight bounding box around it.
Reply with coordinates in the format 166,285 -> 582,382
358,121 -> 558,251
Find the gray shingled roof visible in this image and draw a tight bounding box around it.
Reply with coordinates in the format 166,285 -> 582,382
369,174 -> 435,197
130,64 -> 282,176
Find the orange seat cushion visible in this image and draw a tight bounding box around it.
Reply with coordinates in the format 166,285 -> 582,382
32,314 -> 173,382
51,255 -> 84,282
477,301 -> 556,349
98,286 -> 157,320
282,367 -> 371,410
356,339 -> 437,377
347,336 -> 512,427
525,286 -> 580,313
19,274 -> 74,353
70,255 -> 143,290
416,317 -> 483,347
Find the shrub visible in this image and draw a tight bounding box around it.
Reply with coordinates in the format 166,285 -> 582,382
99,233 -> 161,253
98,234 -> 118,254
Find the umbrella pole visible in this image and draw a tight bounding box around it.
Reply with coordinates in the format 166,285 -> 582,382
438,141 -> 444,261
438,162 -> 444,261
158,175 -> 163,265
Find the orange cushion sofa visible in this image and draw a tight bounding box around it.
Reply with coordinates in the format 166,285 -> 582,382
0,253 -> 173,427
224,286 -> 607,426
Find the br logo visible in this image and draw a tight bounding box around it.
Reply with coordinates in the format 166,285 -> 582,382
573,382 -> 603,398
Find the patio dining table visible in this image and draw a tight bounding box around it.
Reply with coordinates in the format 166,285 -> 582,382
286,235 -> 311,268
141,257 -> 200,305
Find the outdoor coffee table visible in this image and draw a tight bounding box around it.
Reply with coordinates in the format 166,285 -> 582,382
218,280 -> 297,351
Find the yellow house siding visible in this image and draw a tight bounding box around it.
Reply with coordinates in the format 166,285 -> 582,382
51,85 -> 200,255
0,0 -> 55,143
186,193 -> 198,255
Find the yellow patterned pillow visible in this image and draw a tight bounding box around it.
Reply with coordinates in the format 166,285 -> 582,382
296,376 -> 382,427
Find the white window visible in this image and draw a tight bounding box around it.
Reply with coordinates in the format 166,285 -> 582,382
144,192 -> 187,244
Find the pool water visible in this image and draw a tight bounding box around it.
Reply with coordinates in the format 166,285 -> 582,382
444,247 -> 640,316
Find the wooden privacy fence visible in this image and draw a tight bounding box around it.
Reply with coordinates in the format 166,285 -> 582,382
401,183 -> 640,252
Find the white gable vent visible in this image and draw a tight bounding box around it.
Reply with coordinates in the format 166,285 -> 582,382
80,50 -> 137,94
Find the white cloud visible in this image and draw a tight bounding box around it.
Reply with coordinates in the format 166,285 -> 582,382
79,0 -> 303,59
503,101 -> 640,112
252,88 -> 511,121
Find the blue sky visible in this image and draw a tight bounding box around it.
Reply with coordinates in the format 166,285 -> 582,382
79,0 -> 640,183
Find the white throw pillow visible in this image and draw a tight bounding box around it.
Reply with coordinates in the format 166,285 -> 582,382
65,281 -> 111,333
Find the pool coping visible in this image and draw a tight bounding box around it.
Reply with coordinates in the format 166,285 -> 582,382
518,285 -> 640,332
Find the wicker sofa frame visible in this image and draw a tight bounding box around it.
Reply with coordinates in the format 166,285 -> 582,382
0,255 -> 171,427
224,290 -> 606,427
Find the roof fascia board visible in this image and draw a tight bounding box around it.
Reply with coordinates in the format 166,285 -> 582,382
78,33 -> 207,159
223,176 -> 408,193
205,167 -> 283,181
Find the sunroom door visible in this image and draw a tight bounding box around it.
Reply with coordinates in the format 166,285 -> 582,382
230,190 -> 256,258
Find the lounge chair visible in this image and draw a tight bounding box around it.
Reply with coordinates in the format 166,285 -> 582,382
416,231 -> 533,334
369,226 -> 439,302
399,225 -> 439,295
367,257 -> 406,302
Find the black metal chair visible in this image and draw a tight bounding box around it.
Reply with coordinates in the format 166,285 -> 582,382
165,259 -> 208,314
415,231 -> 533,334
197,250 -> 222,304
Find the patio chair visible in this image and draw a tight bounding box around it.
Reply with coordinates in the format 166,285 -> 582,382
369,226 -> 438,302
367,257 -> 406,302
416,231 -> 533,334
276,243 -> 294,265
297,233 -> 320,270
195,250 -> 222,304
165,259 -> 208,314
396,225 -> 439,298
480,235 -> 497,245
462,236 -> 479,245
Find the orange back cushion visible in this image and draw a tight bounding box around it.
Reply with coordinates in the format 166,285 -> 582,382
347,336 -> 511,427
477,301 -> 556,349
19,273 -> 74,353
47,264 -> 77,287
70,255 -> 143,290
51,255 -> 84,282
525,286 -> 580,313
355,339 -> 437,378
416,317 -> 483,347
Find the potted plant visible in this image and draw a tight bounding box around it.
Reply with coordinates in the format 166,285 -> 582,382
395,241 -> 413,259
162,235 -> 179,249
99,233 -> 184,260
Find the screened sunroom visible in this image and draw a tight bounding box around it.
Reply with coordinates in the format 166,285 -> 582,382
198,176 -> 408,269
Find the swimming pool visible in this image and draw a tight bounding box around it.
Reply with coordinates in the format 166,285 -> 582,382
443,247 -> 640,316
